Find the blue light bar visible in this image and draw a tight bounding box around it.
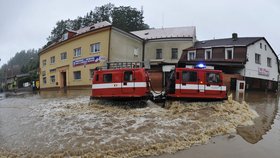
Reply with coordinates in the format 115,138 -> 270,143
196,63 -> 206,68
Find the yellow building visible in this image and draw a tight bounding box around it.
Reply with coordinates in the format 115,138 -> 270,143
39,21 -> 143,89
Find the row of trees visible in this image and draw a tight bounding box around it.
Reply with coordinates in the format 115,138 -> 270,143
46,3 -> 149,47
0,49 -> 39,82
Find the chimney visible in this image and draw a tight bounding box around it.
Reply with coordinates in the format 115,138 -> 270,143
232,33 -> 238,41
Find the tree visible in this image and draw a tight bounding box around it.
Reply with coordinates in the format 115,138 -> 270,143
45,3 -> 149,46
112,6 -> 149,32
47,19 -> 72,44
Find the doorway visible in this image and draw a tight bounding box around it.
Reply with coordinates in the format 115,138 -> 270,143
61,72 -> 67,88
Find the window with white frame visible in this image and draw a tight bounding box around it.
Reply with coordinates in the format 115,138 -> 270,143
62,33 -> 68,41
267,57 -> 271,67
156,49 -> 162,59
90,43 -> 100,53
61,52 -> 67,60
74,71 -> 81,80
225,48 -> 233,59
171,48 -> 178,59
255,53 -> 261,64
50,75 -> 55,83
50,56 -> 55,64
187,51 -> 196,60
74,47 -> 81,57
205,49 -> 212,60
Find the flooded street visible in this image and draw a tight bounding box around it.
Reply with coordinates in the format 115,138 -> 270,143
151,92 -> 280,158
0,90 -> 278,157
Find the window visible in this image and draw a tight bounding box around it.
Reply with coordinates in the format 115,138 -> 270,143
74,47 -> 81,57
73,71 -> 81,80
260,43 -> 262,49
124,71 -> 133,82
206,73 -> 221,83
62,33 -> 68,41
265,45 -> 267,51
187,51 -> 196,60
89,69 -> 94,79
255,53 -> 261,64
50,75 -> 55,83
182,71 -> 197,82
134,48 -> 139,57
43,77 -> 47,84
171,48 -> 178,59
205,49 -> 212,60
95,74 -> 99,81
42,60 -> 46,66
225,48 -> 233,59
61,52 -> 67,60
50,69 -> 56,73
50,56 -> 55,64
103,74 -> 112,83
156,49 -> 162,59
91,43 -> 100,53
42,71 -> 46,77
267,57 -> 272,67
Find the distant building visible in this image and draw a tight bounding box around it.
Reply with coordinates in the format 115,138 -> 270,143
131,27 -> 196,90
179,33 -> 279,91
39,21 -> 143,89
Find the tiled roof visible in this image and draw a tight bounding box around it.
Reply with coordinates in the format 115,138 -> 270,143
194,37 -> 263,48
131,26 -> 196,40
76,21 -> 111,34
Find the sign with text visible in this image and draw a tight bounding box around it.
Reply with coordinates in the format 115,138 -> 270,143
258,67 -> 269,76
73,56 -> 106,67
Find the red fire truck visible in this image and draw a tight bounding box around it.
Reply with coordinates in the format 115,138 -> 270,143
91,64 -> 227,100
165,67 -> 227,99
91,68 -> 151,100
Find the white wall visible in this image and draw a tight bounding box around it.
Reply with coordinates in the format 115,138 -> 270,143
245,39 -> 279,81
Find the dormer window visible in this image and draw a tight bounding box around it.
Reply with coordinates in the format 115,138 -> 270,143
62,33 -> 68,41
187,51 -> 196,60
225,48 -> 233,59
205,49 -> 212,60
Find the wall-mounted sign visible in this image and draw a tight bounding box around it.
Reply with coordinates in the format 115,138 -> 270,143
73,56 -> 106,67
258,67 -> 269,76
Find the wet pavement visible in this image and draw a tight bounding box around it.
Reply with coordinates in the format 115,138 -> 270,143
0,90 -> 279,157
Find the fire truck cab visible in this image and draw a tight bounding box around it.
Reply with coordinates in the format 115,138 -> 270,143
166,67 -> 227,99
91,68 -> 150,100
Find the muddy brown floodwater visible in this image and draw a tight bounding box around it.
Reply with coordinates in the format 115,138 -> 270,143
0,90 -> 278,157
149,91 -> 280,158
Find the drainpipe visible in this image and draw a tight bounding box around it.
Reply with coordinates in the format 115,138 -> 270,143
142,40 -> 146,67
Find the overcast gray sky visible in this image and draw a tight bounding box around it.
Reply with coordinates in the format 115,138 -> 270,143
0,0 -> 280,67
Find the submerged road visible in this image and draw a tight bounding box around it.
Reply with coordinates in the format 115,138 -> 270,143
0,90 -> 279,157
150,91 -> 280,158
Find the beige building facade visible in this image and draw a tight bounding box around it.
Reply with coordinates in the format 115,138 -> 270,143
39,22 -> 143,89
